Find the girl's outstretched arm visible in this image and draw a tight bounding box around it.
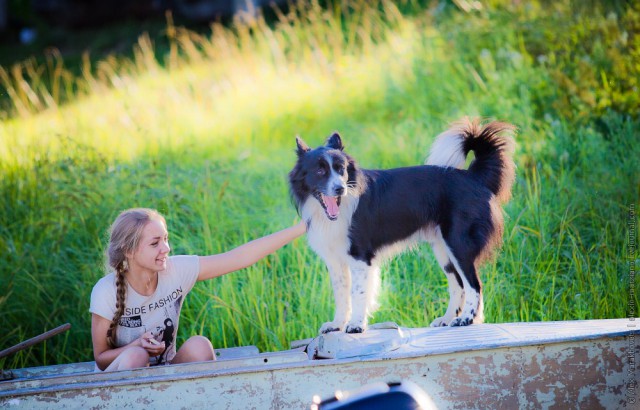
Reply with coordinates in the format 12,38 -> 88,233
197,220 -> 306,281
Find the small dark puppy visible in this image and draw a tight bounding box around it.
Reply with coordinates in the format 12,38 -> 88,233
289,118 -> 516,334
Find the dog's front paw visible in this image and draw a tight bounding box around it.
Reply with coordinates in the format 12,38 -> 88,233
449,316 -> 473,327
430,317 -> 450,327
345,325 -> 364,334
345,322 -> 366,334
319,322 -> 342,334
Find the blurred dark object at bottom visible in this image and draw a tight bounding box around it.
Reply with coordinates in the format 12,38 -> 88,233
312,381 -> 437,410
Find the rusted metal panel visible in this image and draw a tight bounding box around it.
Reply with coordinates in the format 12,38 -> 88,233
0,350 -> 308,393
7,345 -> 261,379
1,319 -> 638,409
273,338 -> 636,409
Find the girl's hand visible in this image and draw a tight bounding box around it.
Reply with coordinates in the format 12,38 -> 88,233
295,220 -> 307,234
139,331 -> 165,356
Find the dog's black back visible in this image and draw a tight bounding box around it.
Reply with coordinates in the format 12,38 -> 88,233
348,166 -> 496,266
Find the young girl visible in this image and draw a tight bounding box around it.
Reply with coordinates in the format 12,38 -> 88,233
90,208 -> 306,371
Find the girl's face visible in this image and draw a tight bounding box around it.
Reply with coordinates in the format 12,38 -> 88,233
129,219 -> 170,273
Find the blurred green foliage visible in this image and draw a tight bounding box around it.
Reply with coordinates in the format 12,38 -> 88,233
447,0 -> 639,121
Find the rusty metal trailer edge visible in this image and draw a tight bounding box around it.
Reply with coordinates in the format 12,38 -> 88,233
1,318 -> 638,409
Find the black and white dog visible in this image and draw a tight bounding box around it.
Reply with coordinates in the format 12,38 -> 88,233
289,118 -> 516,334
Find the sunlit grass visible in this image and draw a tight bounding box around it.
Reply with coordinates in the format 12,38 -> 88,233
0,1 -> 415,166
0,0 -> 637,369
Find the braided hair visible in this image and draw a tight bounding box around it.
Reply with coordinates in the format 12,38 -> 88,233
105,208 -> 166,348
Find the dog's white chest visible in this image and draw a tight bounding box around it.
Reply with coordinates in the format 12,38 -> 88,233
302,197 -> 356,259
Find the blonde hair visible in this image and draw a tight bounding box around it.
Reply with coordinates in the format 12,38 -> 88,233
105,208 -> 166,347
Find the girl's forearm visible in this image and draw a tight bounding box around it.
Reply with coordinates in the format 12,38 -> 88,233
232,221 -> 306,268
95,338 -> 143,371
198,221 -> 306,280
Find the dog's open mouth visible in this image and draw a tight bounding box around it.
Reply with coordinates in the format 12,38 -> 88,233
314,192 -> 341,221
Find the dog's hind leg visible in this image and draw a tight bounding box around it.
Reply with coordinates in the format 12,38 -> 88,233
344,260 -> 377,333
445,251 -> 484,327
430,236 -> 465,327
320,262 -> 352,334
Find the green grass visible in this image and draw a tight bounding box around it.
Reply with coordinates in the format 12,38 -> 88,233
0,0 -> 638,369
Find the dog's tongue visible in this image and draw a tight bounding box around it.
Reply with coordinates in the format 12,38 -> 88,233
322,194 -> 340,218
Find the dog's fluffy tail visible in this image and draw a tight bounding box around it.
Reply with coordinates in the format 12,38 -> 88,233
426,117 -> 516,204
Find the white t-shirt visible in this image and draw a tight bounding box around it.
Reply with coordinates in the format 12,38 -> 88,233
90,255 -> 200,366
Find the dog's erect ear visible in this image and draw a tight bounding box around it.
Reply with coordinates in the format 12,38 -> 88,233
296,136 -> 310,157
326,132 -> 344,151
